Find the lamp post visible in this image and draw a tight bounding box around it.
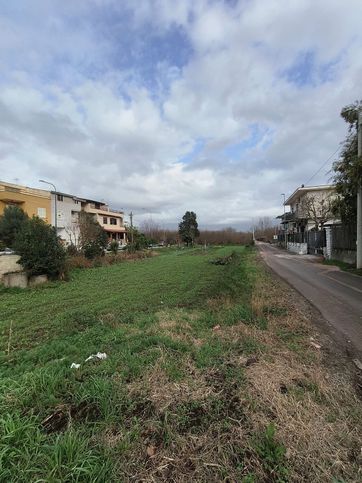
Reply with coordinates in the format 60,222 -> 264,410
281,193 -> 287,248
39,179 -> 57,233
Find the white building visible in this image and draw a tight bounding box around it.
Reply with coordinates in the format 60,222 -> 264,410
282,185 -> 338,233
51,192 -> 83,245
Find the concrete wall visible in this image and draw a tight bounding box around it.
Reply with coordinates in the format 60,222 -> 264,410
287,242 -> 308,255
2,271 -> 48,288
331,249 -> 356,265
0,255 -> 21,280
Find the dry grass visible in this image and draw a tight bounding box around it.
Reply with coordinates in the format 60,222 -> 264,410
111,260 -> 362,482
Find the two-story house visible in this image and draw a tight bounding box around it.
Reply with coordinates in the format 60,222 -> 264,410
281,184 -> 337,233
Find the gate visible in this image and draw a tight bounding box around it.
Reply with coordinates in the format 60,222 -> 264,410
307,229 -> 326,255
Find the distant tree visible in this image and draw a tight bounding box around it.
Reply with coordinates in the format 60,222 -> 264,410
253,216 -> 276,241
78,211 -> 108,259
0,206 -> 28,247
14,217 -> 66,278
178,211 -> 200,246
140,218 -> 162,243
332,100 -> 362,224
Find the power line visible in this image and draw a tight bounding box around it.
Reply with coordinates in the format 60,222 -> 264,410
305,145 -> 340,185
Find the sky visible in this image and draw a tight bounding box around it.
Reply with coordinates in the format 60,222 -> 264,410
0,0 -> 362,230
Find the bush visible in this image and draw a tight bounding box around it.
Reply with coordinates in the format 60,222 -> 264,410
14,217 -> 66,279
66,255 -> 93,270
83,241 -> 105,260
0,206 -> 28,248
66,244 -> 78,256
78,211 -> 108,259
109,240 -> 119,255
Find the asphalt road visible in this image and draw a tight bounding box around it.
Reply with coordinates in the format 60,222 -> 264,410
257,242 -> 362,357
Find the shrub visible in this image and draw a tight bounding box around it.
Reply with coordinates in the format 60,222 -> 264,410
83,241 -> 104,260
66,255 -> 93,270
66,244 -> 79,256
14,217 -> 66,279
0,206 -> 28,248
79,212 -> 108,259
109,240 -> 119,255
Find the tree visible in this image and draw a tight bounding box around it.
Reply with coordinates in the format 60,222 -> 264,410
140,218 -> 162,244
14,217 -> 66,278
78,211 -> 108,259
0,206 -> 28,247
178,211 -> 200,246
126,226 -> 150,251
332,100 -> 362,224
300,194 -> 333,230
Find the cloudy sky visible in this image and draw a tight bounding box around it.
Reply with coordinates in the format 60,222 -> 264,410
1,0 -> 361,229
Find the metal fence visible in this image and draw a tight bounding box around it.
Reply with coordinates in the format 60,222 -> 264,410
278,230 -> 326,254
331,224 -> 357,251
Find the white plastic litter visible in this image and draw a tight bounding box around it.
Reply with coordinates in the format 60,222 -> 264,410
85,352 -> 107,362
70,363 -> 81,369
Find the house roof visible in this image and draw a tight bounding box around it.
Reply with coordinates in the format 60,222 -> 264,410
284,184 -> 335,206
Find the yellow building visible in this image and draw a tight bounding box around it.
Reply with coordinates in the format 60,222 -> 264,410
0,181 -> 51,223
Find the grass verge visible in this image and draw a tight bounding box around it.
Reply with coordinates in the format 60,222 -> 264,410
323,258 -> 362,276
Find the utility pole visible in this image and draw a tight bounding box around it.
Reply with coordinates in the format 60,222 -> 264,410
281,193 -> 287,248
357,110 -> 362,269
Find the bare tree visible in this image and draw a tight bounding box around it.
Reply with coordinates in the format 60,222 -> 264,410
64,219 -> 81,247
301,194 -> 333,230
253,217 -> 276,241
140,218 -> 162,242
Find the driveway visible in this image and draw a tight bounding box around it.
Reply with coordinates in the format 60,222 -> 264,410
257,242 -> 362,358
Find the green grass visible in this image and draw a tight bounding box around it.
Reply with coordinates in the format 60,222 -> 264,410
1,246 -> 360,482
323,258 -> 362,276
0,246 -> 260,481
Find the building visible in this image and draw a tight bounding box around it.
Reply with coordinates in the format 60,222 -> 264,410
51,194 -> 127,246
0,180 -> 127,246
279,184 -> 337,233
83,199 -> 127,244
0,180 -> 51,222
50,191 -> 84,245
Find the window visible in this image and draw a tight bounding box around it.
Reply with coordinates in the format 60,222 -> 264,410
74,199 -> 79,205
110,217 -> 117,225
94,202 -> 101,209
57,194 -> 63,202
37,207 -> 46,219
103,217 -> 108,224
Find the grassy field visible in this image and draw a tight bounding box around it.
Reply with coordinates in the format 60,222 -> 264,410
0,246 -> 361,482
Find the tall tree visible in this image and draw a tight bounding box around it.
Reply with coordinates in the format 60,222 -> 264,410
178,211 -> 200,246
332,100 -> 362,224
0,205 -> 28,248
78,211 -> 108,259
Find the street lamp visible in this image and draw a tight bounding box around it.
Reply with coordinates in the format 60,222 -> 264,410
281,193 -> 287,248
39,179 -> 57,232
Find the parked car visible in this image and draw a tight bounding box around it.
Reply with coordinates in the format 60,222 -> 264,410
0,247 -> 14,255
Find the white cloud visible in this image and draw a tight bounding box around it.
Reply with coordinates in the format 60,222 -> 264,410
1,0 -> 362,229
